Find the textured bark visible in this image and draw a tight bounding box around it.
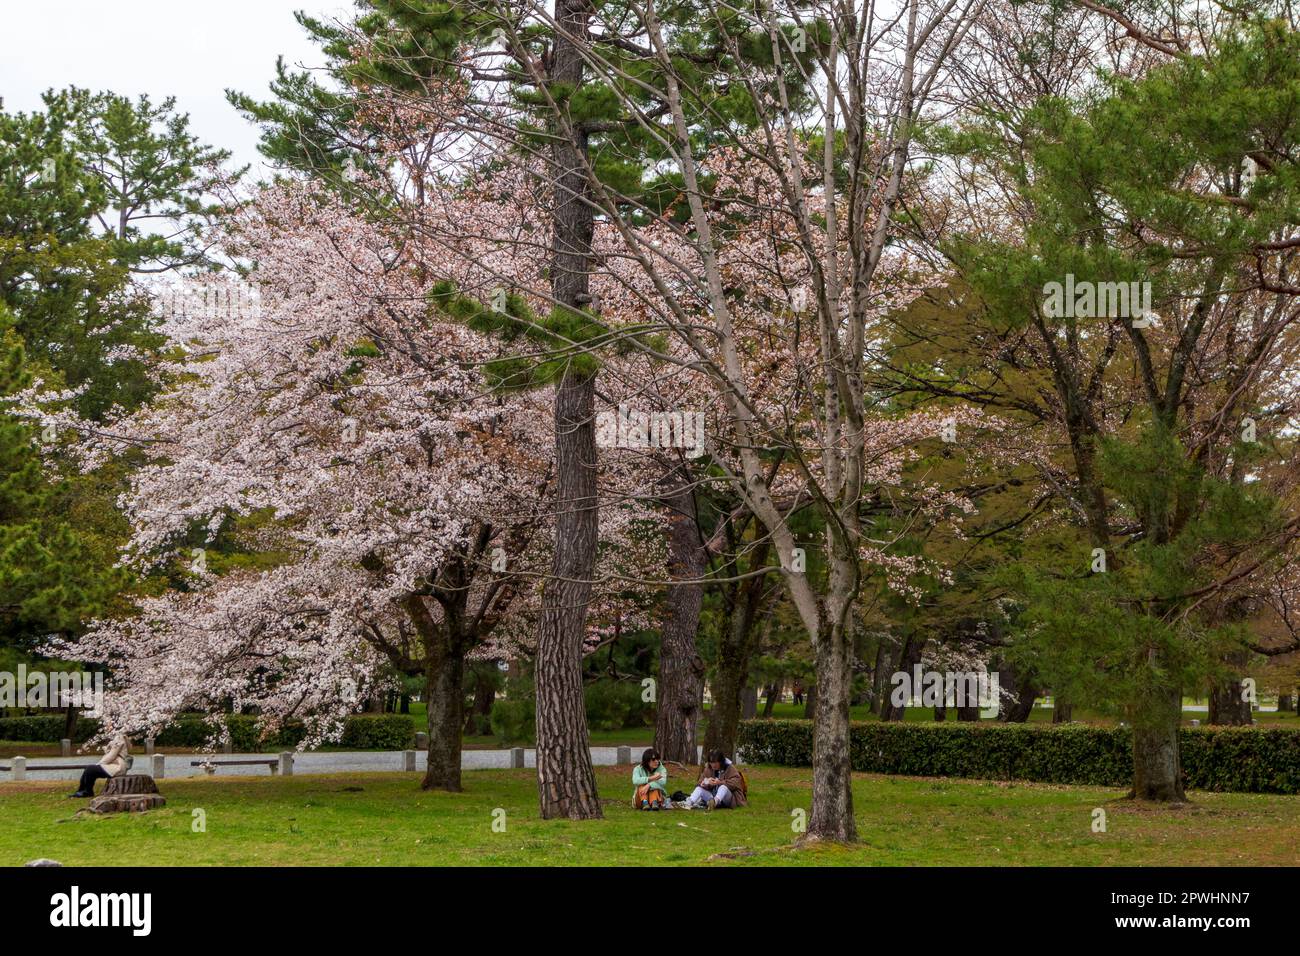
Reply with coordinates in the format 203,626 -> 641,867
802,683 -> 817,719
405,595 -> 467,792
702,542 -> 771,757
1052,698 -> 1073,723
1208,680 -> 1252,725
880,636 -> 922,721
531,0 -> 602,821
808,617 -> 856,842
103,774 -> 159,795
533,372 -> 603,819
1208,652 -> 1253,725
1129,686 -> 1186,802
86,775 -> 165,814
421,638 -> 466,792
654,464 -> 707,763
762,683 -> 779,718
741,685 -> 758,719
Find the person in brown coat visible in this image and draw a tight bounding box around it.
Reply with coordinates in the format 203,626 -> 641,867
688,750 -> 748,809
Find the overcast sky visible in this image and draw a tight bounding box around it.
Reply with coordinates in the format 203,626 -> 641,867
0,0 -> 352,177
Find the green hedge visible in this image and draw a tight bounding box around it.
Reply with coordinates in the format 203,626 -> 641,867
0,715 -> 101,744
0,713 -> 414,751
736,719 -> 1300,794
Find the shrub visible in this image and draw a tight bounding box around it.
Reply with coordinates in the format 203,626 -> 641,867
339,714 -> 415,750
0,715 -> 100,744
736,719 -> 1300,794
490,698 -> 535,745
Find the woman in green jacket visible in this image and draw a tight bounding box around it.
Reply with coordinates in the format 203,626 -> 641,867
631,748 -> 668,810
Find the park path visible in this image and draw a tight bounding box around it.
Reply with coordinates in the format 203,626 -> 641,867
3,743 -> 736,782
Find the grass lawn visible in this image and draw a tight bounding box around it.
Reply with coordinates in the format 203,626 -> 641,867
1,765 -> 1296,866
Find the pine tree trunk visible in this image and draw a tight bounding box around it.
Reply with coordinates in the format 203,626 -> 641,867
803,683 -> 817,719
532,0 -> 602,821
534,373 -> 603,819
762,683 -> 779,718
807,617 -> 856,842
654,464 -> 706,763
1208,654 -> 1253,725
1130,686 -> 1186,802
1207,680 -> 1252,724
1052,698 -> 1073,723
741,685 -> 758,719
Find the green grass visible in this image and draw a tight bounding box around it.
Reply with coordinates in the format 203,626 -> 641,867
2,765 -> 1296,866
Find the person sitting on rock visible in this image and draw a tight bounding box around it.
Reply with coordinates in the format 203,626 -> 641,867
69,734 -> 129,799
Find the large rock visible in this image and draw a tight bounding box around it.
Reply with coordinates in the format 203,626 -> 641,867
85,774 -> 165,814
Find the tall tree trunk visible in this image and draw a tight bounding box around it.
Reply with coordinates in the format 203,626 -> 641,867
702,543 -> 771,757
803,683 -> 817,719
1052,698 -> 1073,723
808,616 -> 856,842
421,634 -> 466,792
534,373 -> 603,819
405,595 -> 467,792
655,463 -> 706,763
532,0 -> 602,821
869,641 -> 886,712
881,635 -> 922,721
1208,652 -> 1252,725
1207,679 -> 1252,725
762,682 -> 779,718
741,685 -> 758,719
1129,683 -> 1186,802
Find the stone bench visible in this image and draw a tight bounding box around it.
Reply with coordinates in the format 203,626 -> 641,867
190,754 -> 294,775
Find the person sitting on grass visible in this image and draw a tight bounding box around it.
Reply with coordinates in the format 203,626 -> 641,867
688,750 -> 748,809
68,733 -> 129,799
632,748 -> 668,810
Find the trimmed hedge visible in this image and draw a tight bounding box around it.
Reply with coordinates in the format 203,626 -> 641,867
0,713 -> 415,751
736,719 -> 1300,794
0,715 -> 101,744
